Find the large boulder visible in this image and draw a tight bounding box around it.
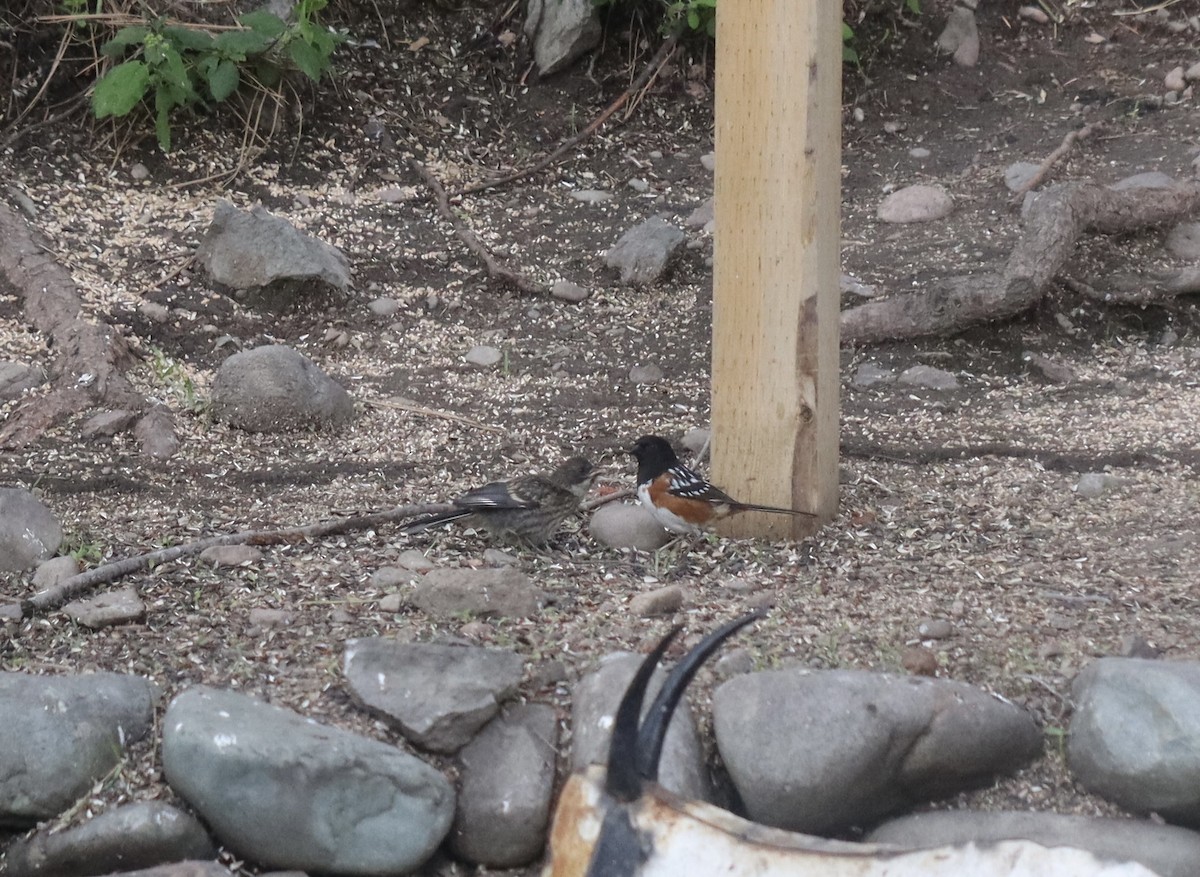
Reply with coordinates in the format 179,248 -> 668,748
713,668 -> 1042,833
1068,657 -> 1200,827
210,345 -> 355,432
163,685 -> 454,874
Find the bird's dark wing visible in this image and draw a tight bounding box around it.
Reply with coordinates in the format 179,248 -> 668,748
664,464 -> 737,505
453,476 -> 544,511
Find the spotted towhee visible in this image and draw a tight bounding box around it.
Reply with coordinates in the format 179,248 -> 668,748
628,435 -> 815,536
401,456 -> 595,545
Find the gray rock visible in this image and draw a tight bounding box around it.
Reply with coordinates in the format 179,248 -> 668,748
523,0 -> 601,76
63,586 -> 146,628
397,549 -> 436,572
629,363 -> 664,384
0,488 -> 63,572
410,567 -> 542,619
465,345 -> 503,368
909,147 -> 931,159
877,185 -> 954,223
163,686 -> 453,872
135,405 -> 180,460
371,566 -> 418,589
852,363 -> 896,387
378,593 -> 404,613
840,274 -> 878,298
588,502 -> 672,551
0,672 -> 156,827
868,810 -> 1200,877
569,189 -> 612,204
629,585 -> 684,617
685,198 -> 714,229
713,669 -> 1041,833
210,345 -> 355,432
343,638 -> 524,753
1004,161 -> 1043,192
247,608 -> 294,630
2,801 -> 216,876
570,652 -> 710,801
627,177 -> 650,193
481,548 -> 518,566
449,704 -> 558,867
681,427 -> 710,454
81,408 -> 140,438
604,217 -> 686,285
368,296 -> 399,317
1110,172 -> 1175,191
937,6 -> 979,66
196,201 -> 350,300
1025,352 -> 1077,384
1076,472 -> 1122,498
1164,67 -> 1186,92
898,364 -> 959,390
32,554 -> 80,588
917,618 -> 954,640
198,544 -> 264,567
101,863 -> 232,877
550,280 -> 590,302
1068,658 -> 1200,827
1165,222 -> 1200,260
0,361 -> 47,400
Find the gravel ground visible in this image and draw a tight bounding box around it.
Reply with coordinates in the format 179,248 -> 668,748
2,1 -> 1200,873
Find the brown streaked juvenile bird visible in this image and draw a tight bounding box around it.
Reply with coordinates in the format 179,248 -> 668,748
400,456 -> 595,545
628,435 -> 814,536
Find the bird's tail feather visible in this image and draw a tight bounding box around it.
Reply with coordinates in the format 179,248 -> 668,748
400,510 -> 473,534
729,502 -> 816,518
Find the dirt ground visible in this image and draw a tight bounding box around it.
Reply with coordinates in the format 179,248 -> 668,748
2,0 -> 1200,873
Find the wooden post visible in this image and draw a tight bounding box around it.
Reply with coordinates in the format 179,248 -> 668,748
711,0 -> 841,538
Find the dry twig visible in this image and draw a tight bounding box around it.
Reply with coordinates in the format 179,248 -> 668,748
1008,123 -> 1099,205
411,158 -> 549,295
7,501 -> 457,620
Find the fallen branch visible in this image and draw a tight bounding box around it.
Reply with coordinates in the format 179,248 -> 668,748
457,33 -> 680,197
369,396 -> 505,434
1070,265 -> 1200,304
0,201 -> 155,450
410,158 -> 549,295
6,501 -> 457,620
1008,122 -> 1099,205
841,181 -> 1200,343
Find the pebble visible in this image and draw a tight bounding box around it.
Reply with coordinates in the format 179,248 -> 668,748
569,189 -> 612,204
368,297 -> 400,317
853,363 -> 896,388
627,178 -> 650,193
700,152 -> 716,172
550,280 -> 589,303
898,364 -> 959,390
130,163 -> 149,180
629,585 -> 684,617
877,185 -> 954,223
248,608 -> 294,630
1164,66 -> 1186,92
1075,472 -> 1122,499
397,549 -> 437,573
378,593 -> 404,613
199,545 -> 263,567
917,619 -> 954,640
629,364 -> 664,384
465,346 -> 503,368
909,147 -> 930,159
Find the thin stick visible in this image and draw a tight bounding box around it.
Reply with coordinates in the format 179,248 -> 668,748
457,33 -> 679,196
7,501 -> 456,620
411,158 -> 549,295
369,396 -> 505,434
1009,122 -> 1099,205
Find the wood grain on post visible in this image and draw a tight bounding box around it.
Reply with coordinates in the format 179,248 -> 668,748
711,0 -> 841,538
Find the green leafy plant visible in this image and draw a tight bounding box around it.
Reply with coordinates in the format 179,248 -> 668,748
147,346 -> 206,413
593,0 -> 716,37
90,0 -> 342,151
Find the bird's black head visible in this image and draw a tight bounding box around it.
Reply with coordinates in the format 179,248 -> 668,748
628,435 -> 679,482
